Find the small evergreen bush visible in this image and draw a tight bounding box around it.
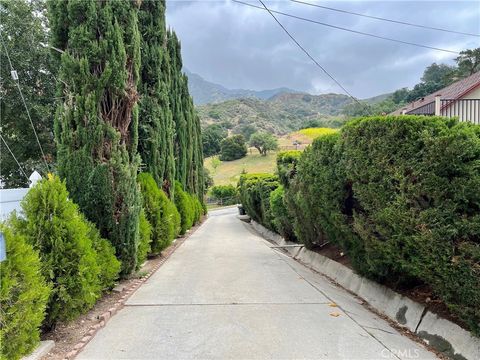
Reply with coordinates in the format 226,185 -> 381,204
138,173 -> 176,254
137,209 -> 152,267
276,150 -> 301,188
174,181 -> 194,234
88,222 -> 121,291
0,224 -> 50,360
219,135 -> 247,161
14,175 -> 101,329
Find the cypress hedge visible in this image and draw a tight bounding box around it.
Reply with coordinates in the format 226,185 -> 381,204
0,224 -> 50,360
49,0 -> 142,276
174,181 -> 195,235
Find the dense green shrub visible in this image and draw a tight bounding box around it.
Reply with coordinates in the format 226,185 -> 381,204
220,135 -> 247,161
174,181 -> 195,235
269,186 -> 296,242
276,150 -> 301,187
238,173 -> 279,230
0,224 -> 50,360
137,209 -> 152,267
210,185 -> 238,205
192,196 -> 203,225
341,115 -> 480,333
88,223 -> 121,291
138,173 -> 176,254
14,175 -> 102,329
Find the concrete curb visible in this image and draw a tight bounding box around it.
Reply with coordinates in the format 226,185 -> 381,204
250,220 -> 480,360
22,340 -> 55,360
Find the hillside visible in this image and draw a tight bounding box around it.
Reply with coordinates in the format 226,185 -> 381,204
197,93 -> 352,135
184,69 -> 301,105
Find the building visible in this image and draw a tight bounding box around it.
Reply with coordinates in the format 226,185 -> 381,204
391,71 -> 480,124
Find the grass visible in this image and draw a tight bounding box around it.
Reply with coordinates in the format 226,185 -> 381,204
205,128 -> 337,187
205,150 -> 277,186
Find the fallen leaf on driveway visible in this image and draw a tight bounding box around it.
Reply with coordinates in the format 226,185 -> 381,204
329,312 -> 341,317
328,303 -> 337,307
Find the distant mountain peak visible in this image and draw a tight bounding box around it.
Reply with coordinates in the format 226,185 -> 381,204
183,68 -> 303,105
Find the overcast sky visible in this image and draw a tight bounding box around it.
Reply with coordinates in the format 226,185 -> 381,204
166,0 -> 480,98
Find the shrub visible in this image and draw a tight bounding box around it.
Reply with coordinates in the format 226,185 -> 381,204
220,135 -> 247,161
341,115 -> 480,333
276,150 -> 301,187
269,186 -> 296,242
14,175 -> 101,329
88,222 -> 121,291
284,134 -> 363,257
174,181 -> 194,235
192,196 -> 203,225
210,185 -> 237,205
0,224 -> 50,360
238,173 -> 279,230
137,209 -> 152,267
138,173 -> 176,254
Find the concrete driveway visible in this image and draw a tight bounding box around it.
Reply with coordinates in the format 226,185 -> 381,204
78,207 -> 437,360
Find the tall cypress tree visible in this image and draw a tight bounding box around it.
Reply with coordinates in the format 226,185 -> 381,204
138,0 -> 175,195
48,0 -> 141,276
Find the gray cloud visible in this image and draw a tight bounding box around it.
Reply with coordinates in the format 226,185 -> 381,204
166,0 -> 480,98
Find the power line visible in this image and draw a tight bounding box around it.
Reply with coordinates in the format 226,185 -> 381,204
0,134 -> 30,183
253,0 -> 361,105
291,0 -> 480,38
233,1 -> 460,55
0,32 -> 50,172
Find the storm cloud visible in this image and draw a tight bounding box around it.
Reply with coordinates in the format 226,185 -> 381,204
166,0 -> 480,98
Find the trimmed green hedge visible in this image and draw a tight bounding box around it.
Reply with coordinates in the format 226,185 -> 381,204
269,186 -> 296,242
240,116 -> 480,335
210,185 -> 237,205
238,173 -> 279,230
138,173 -> 177,254
340,116 -> 480,333
276,150 -> 301,188
0,224 -> 50,360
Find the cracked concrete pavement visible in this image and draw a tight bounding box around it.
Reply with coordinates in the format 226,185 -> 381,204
78,207 -> 437,360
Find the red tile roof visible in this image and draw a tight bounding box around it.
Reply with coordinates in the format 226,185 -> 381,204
391,71 -> 480,115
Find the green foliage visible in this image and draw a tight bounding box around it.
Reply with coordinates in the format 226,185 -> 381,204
0,224 -> 50,360
341,115 -> 480,333
138,173 -> 176,254
49,0 -> 142,276
138,0 -> 175,194
455,48 -> 480,76
14,175 -> 102,329
210,185 -> 237,205
0,0 -> 55,187
237,173 -> 279,230
174,181 -> 195,235
202,124 -> 228,157
269,186 -> 296,242
249,132 -> 278,156
220,135 -> 247,161
137,210 -> 152,267
88,223 -> 121,292
276,150 -> 301,187
192,196 -> 203,225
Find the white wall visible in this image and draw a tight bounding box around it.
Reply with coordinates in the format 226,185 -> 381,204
0,188 -> 29,221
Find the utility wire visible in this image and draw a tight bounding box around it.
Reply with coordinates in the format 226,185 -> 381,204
0,32 -> 50,172
254,0 -> 361,105
291,0 -> 480,38
233,1 -> 460,55
0,134 -> 30,183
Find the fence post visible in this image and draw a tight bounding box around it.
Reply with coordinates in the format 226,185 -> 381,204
434,95 -> 441,116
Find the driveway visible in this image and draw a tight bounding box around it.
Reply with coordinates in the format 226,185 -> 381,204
78,207 -> 436,360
